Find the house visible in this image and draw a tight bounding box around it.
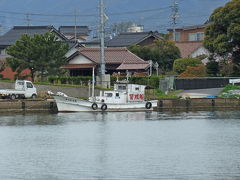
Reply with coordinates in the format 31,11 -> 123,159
83,31 -> 162,48
168,24 -> 210,58
106,31 -> 162,47
58,26 -> 90,42
61,47 -> 150,76
0,26 -> 68,80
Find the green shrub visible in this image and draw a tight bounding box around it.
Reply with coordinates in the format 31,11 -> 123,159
48,76 -> 58,84
173,57 -> 202,74
221,84 -> 240,93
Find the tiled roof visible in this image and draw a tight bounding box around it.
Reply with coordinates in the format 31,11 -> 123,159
59,26 -> 90,36
117,62 -> 149,70
168,24 -> 208,32
82,37 -> 111,45
176,42 -> 203,57
105,31 -> 161,47
72,47 -> 147,64
0,26 -> 67,47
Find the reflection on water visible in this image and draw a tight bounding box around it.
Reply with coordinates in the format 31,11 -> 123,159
0,111 -> 240,180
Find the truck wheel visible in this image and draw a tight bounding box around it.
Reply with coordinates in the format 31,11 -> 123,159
10,94 -> 16,100
31,94 -> 37,99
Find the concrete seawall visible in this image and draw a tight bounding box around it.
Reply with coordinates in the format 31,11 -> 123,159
0,99 -> 57,113
156,98 -> 240,111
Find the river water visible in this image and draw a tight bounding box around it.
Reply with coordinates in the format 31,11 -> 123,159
0,111 -> 240,180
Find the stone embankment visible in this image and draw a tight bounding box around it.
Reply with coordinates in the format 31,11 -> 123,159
155,98 -> 240,111
0,99 -> 57,113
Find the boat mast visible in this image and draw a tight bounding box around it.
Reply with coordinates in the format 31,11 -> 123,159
92,66 -> 95,98
99,0 -> 106,75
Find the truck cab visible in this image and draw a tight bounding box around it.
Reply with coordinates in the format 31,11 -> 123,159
15,80 -> 37,98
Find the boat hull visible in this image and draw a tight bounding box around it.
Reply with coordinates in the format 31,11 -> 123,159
53,96 -> 158,112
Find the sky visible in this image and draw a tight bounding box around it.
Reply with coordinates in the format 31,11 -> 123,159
0,0 -> 231,34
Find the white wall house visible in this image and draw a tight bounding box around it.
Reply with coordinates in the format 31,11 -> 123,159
190,46 -> 210,58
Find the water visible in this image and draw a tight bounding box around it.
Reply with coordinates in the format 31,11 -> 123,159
0,111 -> 240,180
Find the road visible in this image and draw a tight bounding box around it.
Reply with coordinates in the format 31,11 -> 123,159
177,88 -> 223,97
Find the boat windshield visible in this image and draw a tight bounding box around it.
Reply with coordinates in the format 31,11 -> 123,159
118,85 -> 126,90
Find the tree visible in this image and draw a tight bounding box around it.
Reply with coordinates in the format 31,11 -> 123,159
6,32 -> 68,81
128,40 -> 180,72
206,61 -> 219,76
173,57 -> 202,74
179,64 -> 207,77
204,0 -> 240,76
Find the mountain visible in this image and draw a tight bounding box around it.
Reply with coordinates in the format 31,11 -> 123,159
0,0 -> 230,33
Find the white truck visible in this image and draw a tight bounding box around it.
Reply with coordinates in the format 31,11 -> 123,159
0,80 -> 37,99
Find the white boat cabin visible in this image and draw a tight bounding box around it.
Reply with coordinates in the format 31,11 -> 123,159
92,83 -> 146,104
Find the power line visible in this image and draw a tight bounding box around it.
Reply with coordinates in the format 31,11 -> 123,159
0,6 -> 172,18
108,6 -> 171,16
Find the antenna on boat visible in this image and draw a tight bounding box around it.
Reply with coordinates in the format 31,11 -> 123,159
92,66 -> 95,98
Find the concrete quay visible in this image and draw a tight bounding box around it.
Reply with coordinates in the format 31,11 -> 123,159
155,98 -> 240,111
0,99 -> 57,113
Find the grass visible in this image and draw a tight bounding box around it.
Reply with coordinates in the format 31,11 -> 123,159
221,84 -> 240,93
145,89 -> 181,99
218,84 -> 240,98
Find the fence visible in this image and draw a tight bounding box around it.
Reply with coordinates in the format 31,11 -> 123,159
174,77 -> 240,90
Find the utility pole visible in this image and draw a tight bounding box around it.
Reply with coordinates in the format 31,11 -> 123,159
26,14 -> 31,26
171,0 -> 179,42
74,9 -> 77,42
99,0 -> 105,75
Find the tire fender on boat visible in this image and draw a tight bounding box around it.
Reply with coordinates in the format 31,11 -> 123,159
101,104 -> 107,111
92,103 -> 98,110
145,102 -> 152,109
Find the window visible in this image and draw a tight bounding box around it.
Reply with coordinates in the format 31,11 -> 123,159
26,82 -> 33,88
135,87 -> 139,91
115,93 -> 120,99
197,32 -> 204,41
17,82 -> 24,86
105,93 -> 112,97
118,85 -> 126,90
174,32 -> 181,42
188,32 -> 204,41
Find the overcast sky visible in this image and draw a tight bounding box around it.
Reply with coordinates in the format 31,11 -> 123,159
0,0 -> 230,34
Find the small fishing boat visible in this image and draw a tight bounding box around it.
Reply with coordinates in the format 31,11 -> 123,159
54,81 -> 158,112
